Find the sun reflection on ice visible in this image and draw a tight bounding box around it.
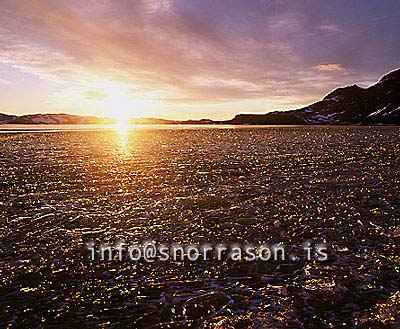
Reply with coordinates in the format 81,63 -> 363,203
115,122 -> 130,156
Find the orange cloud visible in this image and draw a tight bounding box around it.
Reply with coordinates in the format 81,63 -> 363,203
314,64 -> 348,73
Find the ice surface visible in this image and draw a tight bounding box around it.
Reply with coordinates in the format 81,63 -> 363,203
0,126 -> 399,327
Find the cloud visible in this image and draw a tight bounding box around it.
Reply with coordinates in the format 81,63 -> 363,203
0,78 -> 12,85
83,90 -> 107,100
314,64 -> 349,73
318,24 -> 342,33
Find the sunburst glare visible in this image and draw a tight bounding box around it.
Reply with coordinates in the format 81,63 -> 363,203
101,85 -> 139,125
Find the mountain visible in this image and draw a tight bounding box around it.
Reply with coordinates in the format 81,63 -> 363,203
0,113 -> 18,123
1,113 -> 115,124
1,68 -> 399,125
226,68 -> 400,125
127,118 -> 214,124
0,113 -> 214,125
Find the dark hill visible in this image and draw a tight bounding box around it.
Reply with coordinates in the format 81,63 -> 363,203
226,69 -> 400,125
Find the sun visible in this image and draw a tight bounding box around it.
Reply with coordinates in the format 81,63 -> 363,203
114,111 -> 130,127
101,87 -> 137,125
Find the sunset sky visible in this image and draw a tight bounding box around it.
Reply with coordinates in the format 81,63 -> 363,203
1,0 -> 400,120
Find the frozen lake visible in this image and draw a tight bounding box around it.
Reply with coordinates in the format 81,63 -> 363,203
0,126 -> 399,327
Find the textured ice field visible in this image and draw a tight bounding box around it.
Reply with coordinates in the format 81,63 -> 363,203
0,126 -> 399,327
